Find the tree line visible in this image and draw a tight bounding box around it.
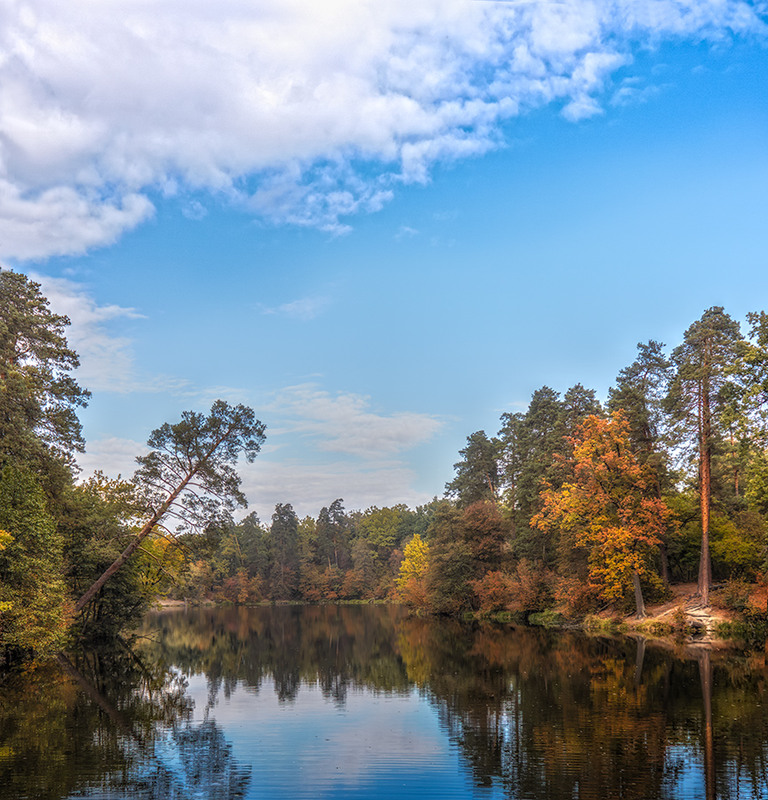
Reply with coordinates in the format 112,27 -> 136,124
2,269 -> 768,664
117,304 -> 768,623
424,307 -> 768,620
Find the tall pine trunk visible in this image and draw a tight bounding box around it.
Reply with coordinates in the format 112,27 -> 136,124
698,376 -> 712,606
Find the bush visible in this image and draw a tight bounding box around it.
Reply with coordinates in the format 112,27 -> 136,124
554,576 -> 600,619
715,578 -> 751,613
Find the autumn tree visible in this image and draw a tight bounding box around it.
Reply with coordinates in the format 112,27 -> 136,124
533,413 -> 671,617
499,384 -> 600,561
666,307 -> 744,605
396,532 -> 430,607
75,401 -> 266,614
423,500 -> 509,615
608,340 -> 675,582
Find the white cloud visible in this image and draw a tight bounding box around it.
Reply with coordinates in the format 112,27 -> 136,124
76,386 -> 443,516
395,225 -> 419,240
271,384 -> 444,457
259,296 -> 332,321
0,0 -> 761,259
227,383 -> 447,514
239,458 -> 434,518
76,436 -> 147,481
33,272 -> 189,394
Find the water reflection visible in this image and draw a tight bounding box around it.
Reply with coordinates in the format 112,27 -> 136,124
0,646 -> 250,800
1,605 -> 767,799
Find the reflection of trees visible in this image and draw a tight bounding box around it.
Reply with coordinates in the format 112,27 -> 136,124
0,644 -> 250,800
395,619 -> 768,800
141,606 -> 768,800
698,647 -> 768,800
396,620 -> 670,797
3,607 -> 768,799
142,604 -> 412,704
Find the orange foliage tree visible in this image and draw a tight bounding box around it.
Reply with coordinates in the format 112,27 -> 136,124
533,413 -> 672,617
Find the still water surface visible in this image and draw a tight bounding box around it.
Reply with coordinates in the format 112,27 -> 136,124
1,605 -> 767,799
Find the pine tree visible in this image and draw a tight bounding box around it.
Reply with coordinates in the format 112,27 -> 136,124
666,308 -> 745,605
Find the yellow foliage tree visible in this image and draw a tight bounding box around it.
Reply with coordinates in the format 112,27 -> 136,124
396,533 -> 430,606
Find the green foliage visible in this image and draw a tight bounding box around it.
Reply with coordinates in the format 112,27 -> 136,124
664,492 -> 701,582
607,339 -> 672,487
0,466 -> 70,660
75,400 -> 266,615
745,450 -> 768,515
7,271 -> 768,655
268,503 -> 300,599
60,474 -> 153,641
527,609 -> 565,628
423,504 -> 474,614
358,504 -> 408,550
0,271 -> 89,496
421,501 -> 509,615
446,430 -> 501,506
499,386 -> 565,528
709,512 -> 765,578
314,499 -> 351,570
135,400 -> 267,532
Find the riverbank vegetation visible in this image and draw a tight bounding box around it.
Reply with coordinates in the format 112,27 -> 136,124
2,269 -> 768,665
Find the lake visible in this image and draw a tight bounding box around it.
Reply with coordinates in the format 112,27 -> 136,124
1,605 -> 767,799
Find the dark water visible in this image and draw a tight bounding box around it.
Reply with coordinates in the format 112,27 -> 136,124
1,606 -> 767,800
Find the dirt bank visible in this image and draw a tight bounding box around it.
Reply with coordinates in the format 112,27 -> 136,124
620,582 -> 739,644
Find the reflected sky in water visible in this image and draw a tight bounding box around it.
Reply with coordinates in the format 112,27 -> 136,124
191,676 -> 485,799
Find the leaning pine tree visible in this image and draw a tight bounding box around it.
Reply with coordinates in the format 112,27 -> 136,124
75,400 -> 266,615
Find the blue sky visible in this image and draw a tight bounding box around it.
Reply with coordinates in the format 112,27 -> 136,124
3,0 -> 767,518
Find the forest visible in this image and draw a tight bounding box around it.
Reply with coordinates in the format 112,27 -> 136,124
2,268 -> 768,665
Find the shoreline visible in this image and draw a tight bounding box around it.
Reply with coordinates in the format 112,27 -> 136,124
152,586 -> 766,649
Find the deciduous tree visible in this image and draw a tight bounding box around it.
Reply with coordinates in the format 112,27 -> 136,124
0,466 -> 70,659
397,532 -> 430,607
533,413 -> 671,617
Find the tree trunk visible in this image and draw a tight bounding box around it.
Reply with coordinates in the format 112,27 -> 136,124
698,378 -> 712,607
632,569 -> 646,618
659,542 -> 670,587
74,478 -> 189,614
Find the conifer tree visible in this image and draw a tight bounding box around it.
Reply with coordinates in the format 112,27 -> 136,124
666,308 -> 744,605
0,270 -> 89,490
